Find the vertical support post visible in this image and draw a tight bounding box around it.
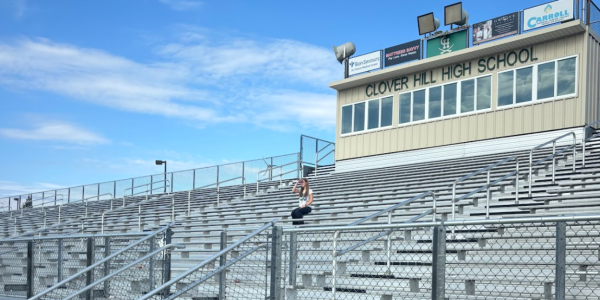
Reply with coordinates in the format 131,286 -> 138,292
26,241 -> 34,299
297,153 -> 301,179
57,238 -> 63,282
86,237 -> 94,300
97,183 -> 100,199
162,228 -> 173,297
68,188 -> 71,203
555,221 -> 566,300
82,186 -> 85,201
170,173 -> 174,193
219,231 -> 227,300
515,160 -> 520,205
572,133 -> 577,174
431,225 -> 446,300
216,166 -> 220,206
242,162 -> 246,199
104,236 -> 111,298
386,211 -> 392,275
552,142 -> 556,184
587,0 -> 591,25
529,150 -> 533,197
486,170 -> 491,219
150,176 -> 154,195
149,237 -> 155,290
54,190 -> 57,206
289,232 -> 297,285
131,179 -> 134,196
193,169 -> 196,190
332,231 -> 340,300
270,226 -> 283,300
315,140 -> 319,176
113,181 -> 116,201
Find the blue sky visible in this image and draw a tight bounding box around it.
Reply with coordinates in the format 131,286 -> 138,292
0,0 -> 554,197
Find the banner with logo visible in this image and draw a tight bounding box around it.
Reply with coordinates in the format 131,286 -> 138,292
384,39 -> 421,67
523,0 -> 573,31
472,12 -> 519,45
426,30 -> 468,58
348,51 -> 382,76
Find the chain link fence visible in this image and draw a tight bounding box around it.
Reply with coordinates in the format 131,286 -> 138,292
140,222 -> 276,300
0,228 -> 172,300
279,216 -> 600,300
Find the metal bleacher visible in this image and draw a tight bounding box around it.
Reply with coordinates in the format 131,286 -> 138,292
1,129 -> 600,299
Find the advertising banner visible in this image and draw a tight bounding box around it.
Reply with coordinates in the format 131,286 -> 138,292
472,12 -> 519,45
523,0 -> 573,31
384,39 -> 421,67
426,30 -> 468,58
348,51 -> 382,76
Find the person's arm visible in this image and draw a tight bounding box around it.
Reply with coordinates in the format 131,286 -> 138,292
292,180 -> 299,193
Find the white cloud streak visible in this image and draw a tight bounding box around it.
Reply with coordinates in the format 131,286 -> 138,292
0,32 -> 340,130
0,121 -> 110,145
0,180 -> 65,198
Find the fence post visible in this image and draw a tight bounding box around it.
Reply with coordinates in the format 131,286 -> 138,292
26,240 -> 34,298
587,0 -> 591,25
57,239 -> 63,282
86,237 -> 94,300
97,183 -> 100,199
219,231 -> 227,300
289,232 -> 297,286
270,226 -> 283,300
270,157 -> 274,181
193,169 -> 196,189
150,176 -> 153,195
555,221 -> 567,300
431,225 -> 446,300
68,188 -> 71,203
171,173 -> 174,193
104,236 -> 111,298
162,228 -> 173,297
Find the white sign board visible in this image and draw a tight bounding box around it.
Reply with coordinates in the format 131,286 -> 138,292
523,0 -> 573,31
348,51 -> 382,76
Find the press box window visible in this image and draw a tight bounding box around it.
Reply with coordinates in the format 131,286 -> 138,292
341,96 -> 393,135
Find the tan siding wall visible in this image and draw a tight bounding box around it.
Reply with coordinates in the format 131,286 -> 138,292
335,33 -> 587,161
586,33 -> 600,124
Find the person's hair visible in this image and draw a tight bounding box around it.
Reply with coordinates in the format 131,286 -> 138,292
298,178 -> 309,197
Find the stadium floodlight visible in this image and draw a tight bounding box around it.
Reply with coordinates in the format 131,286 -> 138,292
444,2 -> 469,26
417,12 -> 441,35
155,160 -> 167,193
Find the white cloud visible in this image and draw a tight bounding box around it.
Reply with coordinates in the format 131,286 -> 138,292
158,0 -> 202,11
0,180 -> 65,198
0,32 -> 340,130
0,121 -> 110,145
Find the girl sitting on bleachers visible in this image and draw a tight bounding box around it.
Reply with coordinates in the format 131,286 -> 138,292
291,178 -> 313,225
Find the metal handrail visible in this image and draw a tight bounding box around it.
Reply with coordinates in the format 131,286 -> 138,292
63,243 -> 185,300
83,193 -> 113,202
164,243 -> 269,300
582,120 -> 600,167
315,143 -> 335,176
124,180 -> 170,197
528,132 -> 576,197
29,223 -> 175,300
137,218 -> 278,300
452,156 -> 519,221
256,161 -> 300,192
348,191 -> 436,226
32,194 -> 64,207
331,191 -> 435,276
198,176 -> 244,206
123,181 -> 170,206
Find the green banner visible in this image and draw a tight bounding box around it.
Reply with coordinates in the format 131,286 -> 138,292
427,30 -> 468,58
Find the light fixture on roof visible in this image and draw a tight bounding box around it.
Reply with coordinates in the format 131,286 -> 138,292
417,12 -> 441,36
444,2 -> 469,27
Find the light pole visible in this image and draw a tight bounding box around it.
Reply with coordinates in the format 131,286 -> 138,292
13,197 -> 20,210
156,160 -> 167,193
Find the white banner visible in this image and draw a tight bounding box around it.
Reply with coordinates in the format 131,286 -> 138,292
348,51 -> 382,76
523,0 -> 573,31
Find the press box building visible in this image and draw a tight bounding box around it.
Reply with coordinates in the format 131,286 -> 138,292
330,10 -> 600,172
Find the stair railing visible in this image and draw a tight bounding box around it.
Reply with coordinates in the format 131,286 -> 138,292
528,132 -> 576,197
123,180 -> 170,206
315,143 -> 335,176
331,191 -> 436,276
29,223 -> 175,300
452,156 -> 519,222
137,219 -> 278,300
582,120 -> 600,167
198,176 -> 245,206
33,194 -> 64,207
256,160 -> 300,193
